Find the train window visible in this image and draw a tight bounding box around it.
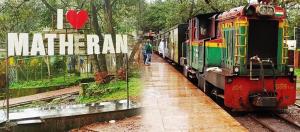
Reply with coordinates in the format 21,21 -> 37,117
200,27 -> 207,36
195,19 -> 199,41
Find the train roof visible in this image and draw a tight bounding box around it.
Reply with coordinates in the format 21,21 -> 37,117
193,12 -> 220,19
218,3 -> 286,20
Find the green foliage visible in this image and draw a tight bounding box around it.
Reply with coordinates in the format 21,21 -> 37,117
9,75 -> 86,89
295,69 -> 300,77
286,3 -> 300,38
79,78 -> 142,103
51,57 -> 66,74
141,0 -> 248,31
112,0 -> 142,33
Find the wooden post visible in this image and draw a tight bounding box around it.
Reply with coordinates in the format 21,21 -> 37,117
80,83 -> 88,96
295,51 -> 299,68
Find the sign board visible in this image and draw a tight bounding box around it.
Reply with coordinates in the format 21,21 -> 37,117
7,9 -> 128,57
287,40 -> 296,50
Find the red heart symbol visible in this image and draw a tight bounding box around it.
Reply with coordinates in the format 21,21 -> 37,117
66,10 -> 89,30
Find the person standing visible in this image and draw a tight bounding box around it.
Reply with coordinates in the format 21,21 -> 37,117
142,42 -> 147,64
145,40 -> 153,65
159,39 -> 165,58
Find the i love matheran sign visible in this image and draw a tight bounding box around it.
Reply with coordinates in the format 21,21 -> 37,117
7,9 -> 128,57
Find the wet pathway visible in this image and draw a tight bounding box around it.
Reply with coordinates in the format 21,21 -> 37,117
0,86 -> 79,108
140,55 -> 246,131
81,54 -> 247,132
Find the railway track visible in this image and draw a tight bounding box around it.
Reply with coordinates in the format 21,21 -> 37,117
249,113 -> 300,132
294,103 -> 300,108
0,92 -> 78,109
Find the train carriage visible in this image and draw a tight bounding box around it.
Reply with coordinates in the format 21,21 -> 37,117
157,24 -> 188,64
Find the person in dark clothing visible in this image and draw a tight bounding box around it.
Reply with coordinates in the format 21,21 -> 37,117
142,43 -> 147,64
145,40 -> 153,65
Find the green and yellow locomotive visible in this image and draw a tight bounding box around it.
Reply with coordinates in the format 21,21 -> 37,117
157,1 -> 296,111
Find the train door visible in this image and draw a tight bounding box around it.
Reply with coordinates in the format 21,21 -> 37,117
223,22 -> 235,69
170,30 -> 175,61
174,28 -> 179,63
164,33 -> 169,58
191,18 -> 201,70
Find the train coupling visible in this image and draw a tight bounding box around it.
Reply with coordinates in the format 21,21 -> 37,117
249,92 -> 278,107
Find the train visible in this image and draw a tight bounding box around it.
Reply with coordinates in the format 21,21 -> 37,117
153,24 -> 188,64
153,2 -> 296,111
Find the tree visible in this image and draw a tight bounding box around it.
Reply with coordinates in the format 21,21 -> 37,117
91,0 -> 108,72
140,0 -> 249,32
103,0 -> 124,71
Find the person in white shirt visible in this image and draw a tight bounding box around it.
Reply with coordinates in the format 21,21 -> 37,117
159,39 -> 165,58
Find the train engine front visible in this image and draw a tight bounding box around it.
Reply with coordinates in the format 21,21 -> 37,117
192,2 -> 297,111
219,3 -> 296,111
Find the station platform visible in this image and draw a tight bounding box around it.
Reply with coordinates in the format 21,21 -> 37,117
140,54 -> 247,131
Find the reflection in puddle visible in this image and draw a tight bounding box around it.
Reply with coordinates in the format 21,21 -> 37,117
0,100 -> 138,123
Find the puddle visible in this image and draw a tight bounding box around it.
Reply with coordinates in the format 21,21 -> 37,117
0,100 -> 138,123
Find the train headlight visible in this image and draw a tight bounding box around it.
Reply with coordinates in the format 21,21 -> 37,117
260,6 -> 268,15
267,7 -> 275,16
289,67 -> 294,72
234,67 -> 239,73
233,66 -> 240,75
257,5 -> 275,16
286,66 -> 294,76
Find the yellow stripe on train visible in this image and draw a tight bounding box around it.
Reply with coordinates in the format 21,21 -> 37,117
206,42 -> 226,48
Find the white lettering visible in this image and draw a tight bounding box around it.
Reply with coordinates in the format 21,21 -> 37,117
31,33 -> 45,56
45,34 -> 56,56
57,9 -> 63,29
59,34 -> 73,55
102,34 -> 115,54
116,35 -> 128,53
8,33 -> 29,56
74,34 -> 85,55
7,33 -> 128,56
87,35 -> 100,55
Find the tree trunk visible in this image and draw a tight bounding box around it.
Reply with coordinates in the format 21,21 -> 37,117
91,1 -> 107,72
189,0 -> 195,18
43,56 -> 51,79
104,0 -> 123,71
129,41 -> 142,63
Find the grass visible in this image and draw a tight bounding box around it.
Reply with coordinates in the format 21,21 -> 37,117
78,77 -> 142,103
295,69 -> 300,77
9,74 -> 91,89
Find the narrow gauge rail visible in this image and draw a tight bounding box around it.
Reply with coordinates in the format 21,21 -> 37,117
249,113 -> 300,132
